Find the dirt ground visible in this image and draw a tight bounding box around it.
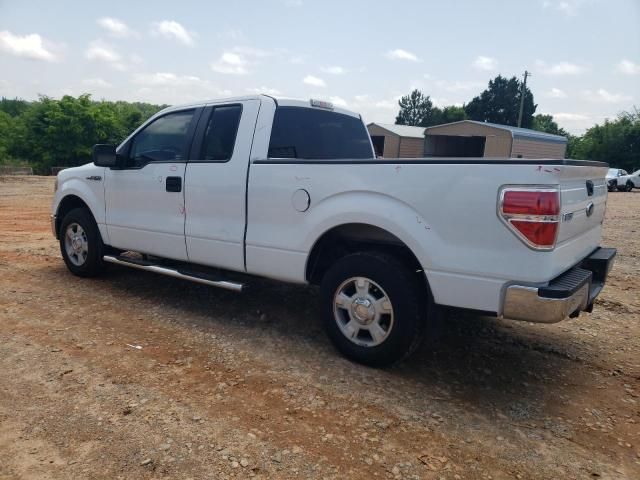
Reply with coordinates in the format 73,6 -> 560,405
0,175 -> 638,480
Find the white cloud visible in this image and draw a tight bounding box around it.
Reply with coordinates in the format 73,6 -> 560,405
321,65 -> 346,75
472,56 -> 497,71
617,59 -> 640,75
211,52 -> 248,75
329,96 -> 348,108
550,111 -> 599,134
217,28 -> 245,42
582,88 -> 632,103
385,49 -> 420,62
210,47 -> 273,75
97,17 -> 134,38
303,75 -> 326,87
131,72 -> 205,87
232,46 -> 272,58
374,99 -> 397,109
85,42 -> 125,70
245,86 -> 281,96
542,0 -> 586,16
553,112 -> 590,121
354,94 -> 370,103
435,80 -> 484,92
546,87 -> 568,98
289,55 -> 305,65
151,20 -> 195,46
537,60 -> 586,75
0,30 -> 57,61
129,72 -> 231,104
81,78 -> 113,88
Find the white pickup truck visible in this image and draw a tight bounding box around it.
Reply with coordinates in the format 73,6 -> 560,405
51,95 -> 616,366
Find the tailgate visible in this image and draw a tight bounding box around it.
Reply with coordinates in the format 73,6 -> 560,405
557,165 -> 608,245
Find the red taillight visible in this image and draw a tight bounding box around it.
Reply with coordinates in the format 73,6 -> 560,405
500,188 -> 560,250
509,221 -> 558,248
502,191 -> 559,216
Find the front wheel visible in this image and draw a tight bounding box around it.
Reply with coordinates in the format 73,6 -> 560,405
59,207 -> 106,277
626,181 -> 634,192
320,252 -> 429,367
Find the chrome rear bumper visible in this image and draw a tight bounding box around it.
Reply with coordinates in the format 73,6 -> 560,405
503,247 -> 616,323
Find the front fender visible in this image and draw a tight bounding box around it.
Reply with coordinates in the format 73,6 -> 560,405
54,180 -> 105,224
52,165 -> 107,241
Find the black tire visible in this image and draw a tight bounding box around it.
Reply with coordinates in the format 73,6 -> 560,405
59,207 -> 106,277
609,181 -> 617,192
320,251 -> 431,367
626,181 -> 634,192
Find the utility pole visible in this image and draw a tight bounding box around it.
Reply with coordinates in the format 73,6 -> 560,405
517,70 -> 531,128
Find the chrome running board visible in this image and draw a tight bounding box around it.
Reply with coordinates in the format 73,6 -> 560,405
103,255 -> 244,292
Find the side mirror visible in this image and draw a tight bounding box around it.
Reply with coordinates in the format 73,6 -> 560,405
93,144 -> 118,167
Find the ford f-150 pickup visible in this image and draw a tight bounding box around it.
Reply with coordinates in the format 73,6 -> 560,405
51,95 -> 616,366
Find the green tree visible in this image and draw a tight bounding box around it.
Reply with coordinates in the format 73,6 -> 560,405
567,107 -> 640,170
395,89 -> 440,127
0,97 -> 29,117
464,75 -> 537,128
531,114 -> 568,136
0,111 -> 13,161
0,94 -> 165,173
437,105 -> 467,124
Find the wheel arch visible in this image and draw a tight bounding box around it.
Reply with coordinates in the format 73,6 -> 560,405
55,195 -> 93,238
306,223 -> 425,285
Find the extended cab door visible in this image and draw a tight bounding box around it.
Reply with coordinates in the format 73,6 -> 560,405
184,99 -> 260,271
105,107 -> 202,260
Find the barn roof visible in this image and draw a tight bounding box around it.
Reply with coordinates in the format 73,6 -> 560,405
425,120 -> 568,144
367,123 -> 426,139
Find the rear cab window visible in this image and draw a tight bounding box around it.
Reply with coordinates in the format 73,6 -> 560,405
268,107 -> 373,159
200,104 -> 243,162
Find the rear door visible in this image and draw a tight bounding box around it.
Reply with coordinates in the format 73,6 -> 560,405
184,99 -> 260,271
105,108 -> 202,260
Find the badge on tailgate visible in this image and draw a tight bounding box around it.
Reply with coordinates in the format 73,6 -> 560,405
586,180 -> 594,196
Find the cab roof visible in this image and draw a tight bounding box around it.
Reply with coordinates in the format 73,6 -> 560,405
161,95 -> 361,119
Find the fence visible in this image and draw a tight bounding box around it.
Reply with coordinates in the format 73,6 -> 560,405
0,166 -> 33,175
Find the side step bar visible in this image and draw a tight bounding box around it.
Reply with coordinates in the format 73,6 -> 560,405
103,255 -> 244,292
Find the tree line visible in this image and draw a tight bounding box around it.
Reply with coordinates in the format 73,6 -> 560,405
0,82 -> 638,173
395,75 -> 640,171
0,95 -> 165,174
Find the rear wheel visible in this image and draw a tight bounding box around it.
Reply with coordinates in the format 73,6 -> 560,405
59,207 -> 106,277
320,251 -> 430,367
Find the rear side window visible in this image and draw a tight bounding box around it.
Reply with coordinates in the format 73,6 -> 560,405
268,107 -> 373,159
201,105 -> 242,161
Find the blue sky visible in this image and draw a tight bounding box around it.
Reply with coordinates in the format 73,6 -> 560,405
0,0 -> 638,133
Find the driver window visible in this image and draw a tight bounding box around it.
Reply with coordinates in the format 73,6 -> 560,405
129,110 -> 195,167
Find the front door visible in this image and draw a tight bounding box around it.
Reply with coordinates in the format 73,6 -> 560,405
105,108 -> 201,261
